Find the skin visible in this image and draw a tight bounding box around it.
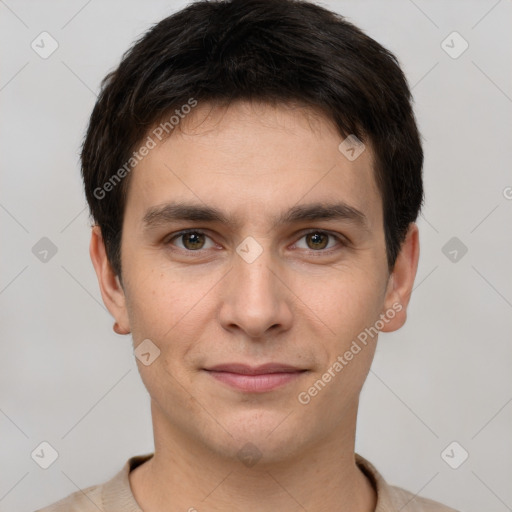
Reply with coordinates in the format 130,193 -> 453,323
90,100 -> 419,512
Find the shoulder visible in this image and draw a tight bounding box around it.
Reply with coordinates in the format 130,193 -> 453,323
355,453 -> 461,512
33,453 -> 153,512
387,484 -> 461,511
34,483 -> 103,512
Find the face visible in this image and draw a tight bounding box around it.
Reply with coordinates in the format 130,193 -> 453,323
91,100 -> 418,465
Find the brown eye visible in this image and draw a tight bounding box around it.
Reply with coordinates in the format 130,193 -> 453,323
294,230 -> 344,253
305,232 -> 329,250
181,232 -> 205,250
167,230 -> 214,251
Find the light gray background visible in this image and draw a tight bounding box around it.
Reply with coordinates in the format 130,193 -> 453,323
1,1 -> 511,511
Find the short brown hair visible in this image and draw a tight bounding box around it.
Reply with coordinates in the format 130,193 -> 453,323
81,0 -> 423,278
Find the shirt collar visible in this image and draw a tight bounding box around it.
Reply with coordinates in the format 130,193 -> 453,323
102,452 -> 397,511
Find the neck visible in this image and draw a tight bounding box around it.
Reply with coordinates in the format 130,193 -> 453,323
130,402 -> 376,512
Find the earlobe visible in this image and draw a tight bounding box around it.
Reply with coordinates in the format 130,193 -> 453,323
380,223 -> 420,333
89,225 -> 131,334
113,321 -> 131,335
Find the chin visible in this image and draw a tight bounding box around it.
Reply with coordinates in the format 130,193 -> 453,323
206,408 -> 310,464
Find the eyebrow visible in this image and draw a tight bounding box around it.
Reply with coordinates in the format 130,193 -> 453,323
142,200 -> 369,233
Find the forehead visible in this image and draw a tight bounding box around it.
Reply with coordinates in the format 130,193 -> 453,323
123,100 -> 382,232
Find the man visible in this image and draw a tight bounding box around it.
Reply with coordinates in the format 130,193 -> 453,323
37,0 -> 459,510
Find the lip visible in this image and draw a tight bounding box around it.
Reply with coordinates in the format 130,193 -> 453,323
204,363 -> 307,393
206,363 -> 304,375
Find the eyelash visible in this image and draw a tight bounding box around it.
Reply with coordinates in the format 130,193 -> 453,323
164,228 -> 347,256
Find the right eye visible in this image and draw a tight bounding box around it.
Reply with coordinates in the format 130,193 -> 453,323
165,229 -> 216,252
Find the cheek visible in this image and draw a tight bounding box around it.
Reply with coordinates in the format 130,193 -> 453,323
308,266 -> 386,338
122,261 -> 174,341
124,260 -> 218,349
297,274 -> 383,413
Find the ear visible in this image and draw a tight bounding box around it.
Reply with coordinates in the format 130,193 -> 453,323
380,223 -> 420,333
89,225 -> 130,335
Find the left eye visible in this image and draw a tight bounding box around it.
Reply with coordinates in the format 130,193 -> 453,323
294,230 -> 341,251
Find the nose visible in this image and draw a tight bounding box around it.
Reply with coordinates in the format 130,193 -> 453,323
218,242 -> 293,340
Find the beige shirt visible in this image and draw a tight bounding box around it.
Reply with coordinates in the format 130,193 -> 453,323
35,453 -> 459,511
